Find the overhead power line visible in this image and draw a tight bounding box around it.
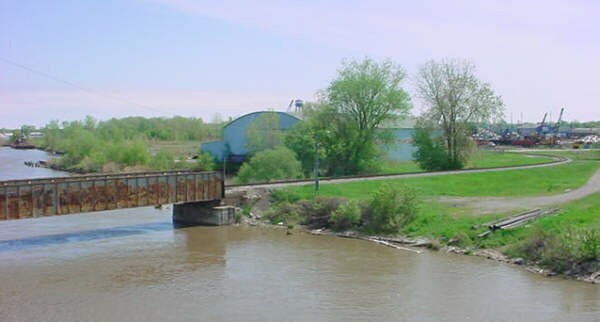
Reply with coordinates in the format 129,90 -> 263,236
0,57 -> 167,114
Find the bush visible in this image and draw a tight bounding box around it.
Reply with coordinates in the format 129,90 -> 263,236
508,227 -> 600,273
329,200 -> 361,231
449,231 -> 474,248
236,147 -> 303,183
362,184 -> 419,234
578,228 -> 600,261
413,126 -> 463,171
265,202 -> 302,225
149,149 -> 176,170
194,152 -> 216,171
296,196 -> 347,224
265,196 -> 348,228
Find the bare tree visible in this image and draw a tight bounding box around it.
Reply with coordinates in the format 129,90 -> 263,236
416,59 -> 504,168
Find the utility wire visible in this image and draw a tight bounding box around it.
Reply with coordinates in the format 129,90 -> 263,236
0,57 -> 167,114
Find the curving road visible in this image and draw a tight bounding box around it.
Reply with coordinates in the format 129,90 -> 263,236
439,169 -> 600,213
227,152 -> 600,214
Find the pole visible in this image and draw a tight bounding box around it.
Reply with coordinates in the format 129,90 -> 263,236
314,136 -> 319,195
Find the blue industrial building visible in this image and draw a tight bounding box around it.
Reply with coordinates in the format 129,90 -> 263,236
202,110 -> 418,164
380,128 -> 416,161
201,111 -> 301,163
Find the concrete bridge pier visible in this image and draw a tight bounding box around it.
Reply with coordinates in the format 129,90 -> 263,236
173,201 -> 236,226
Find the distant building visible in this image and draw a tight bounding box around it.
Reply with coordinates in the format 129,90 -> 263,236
201,111 -> 301,163
202,111 -> 420,164
28,132 -> 44,138
380,128 -> 416,161
378,117 -> 417,161
570,128 -> 599,138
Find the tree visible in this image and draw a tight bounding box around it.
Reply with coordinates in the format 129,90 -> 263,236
416,59 -> 504,169
246,111 -> 282,154
284,121 -> 317,177
412,125 -> 451,171
286,58 -> 411,176
236,147 -> 302,183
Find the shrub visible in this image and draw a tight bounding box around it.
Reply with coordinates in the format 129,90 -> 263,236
194,152 -> 216,171
149,149 -> 176,170
506,227 -> 553,262
236,147 -> 303,184
265,202 -> 302,225
329,200 -> 361,231
449,231 -> 474,248
413,126 -> 463,171
265,196 -> 348,228
508,226 -> 600,273
362,184 -> 419,234
578,227 -> 600,261
296,196 -> 346,225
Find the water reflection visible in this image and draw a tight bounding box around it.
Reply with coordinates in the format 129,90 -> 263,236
0,222 -> 173,252
107,225 -> 230,289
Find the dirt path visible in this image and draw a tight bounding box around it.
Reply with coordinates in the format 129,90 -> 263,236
439,169 -> 600,214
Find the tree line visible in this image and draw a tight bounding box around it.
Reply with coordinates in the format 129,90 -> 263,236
37,116 -> 221,173
237,57 -> 504,183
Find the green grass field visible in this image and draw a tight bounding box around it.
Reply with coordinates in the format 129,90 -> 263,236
380,150 -> 556,174
286,160 -> 599,199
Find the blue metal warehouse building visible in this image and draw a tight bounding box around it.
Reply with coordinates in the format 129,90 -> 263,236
201,111 -> 301,163
202,110 -> 418,164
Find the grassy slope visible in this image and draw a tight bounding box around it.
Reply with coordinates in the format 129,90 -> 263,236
400,191 -> 600,248
466,151 -> 555,168
288,161 -> 599,199
380,151 -> 556,174
278,157 -> 600,246
274,151 -> 600,271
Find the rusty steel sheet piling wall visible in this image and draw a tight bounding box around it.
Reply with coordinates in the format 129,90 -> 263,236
0,171 -> 223,220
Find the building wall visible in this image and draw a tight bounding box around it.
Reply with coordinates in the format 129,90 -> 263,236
381,128 -> 416,161
201,112 -> 418,163
201,111 -> 301,162
223,111 -> 300,156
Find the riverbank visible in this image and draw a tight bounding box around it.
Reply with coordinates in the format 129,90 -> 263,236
227,170 -> 600,284
239,212 -> 600,284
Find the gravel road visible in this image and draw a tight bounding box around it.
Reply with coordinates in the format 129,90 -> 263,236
439,169 -> 600,214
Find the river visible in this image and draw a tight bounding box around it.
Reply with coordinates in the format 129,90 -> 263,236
0,147 -> 598,322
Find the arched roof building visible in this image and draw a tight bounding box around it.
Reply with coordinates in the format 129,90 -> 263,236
201,111 -> 301,162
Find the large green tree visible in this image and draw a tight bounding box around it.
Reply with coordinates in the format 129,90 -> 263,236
287,58 -> 411,176
245,111 -> 282,154
416,59 -> 504,169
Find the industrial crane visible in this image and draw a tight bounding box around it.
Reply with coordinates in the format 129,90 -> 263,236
552,108 -> 564,134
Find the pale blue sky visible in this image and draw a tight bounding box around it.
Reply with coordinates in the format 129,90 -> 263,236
1,0 -> 599,128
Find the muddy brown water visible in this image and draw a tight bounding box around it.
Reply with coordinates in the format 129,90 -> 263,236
0,147 -> 598,322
